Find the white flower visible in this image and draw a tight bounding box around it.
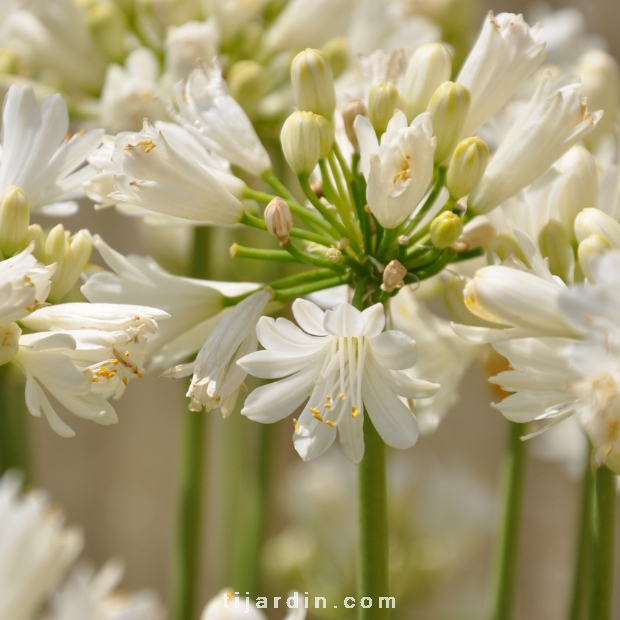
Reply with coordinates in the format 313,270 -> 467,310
355,109 -> 436,229
238,300 -> 439,464
46,560 -> 165,620
457,12 -> 547,137
173,63 -> 272,176
163,19 -> 220,87
468,72 -> 602,215
485,251 -> 620,472
82,237 -> 260,369
87,120 -> 246,224
0,471 -> 83,620
98,48 -> 171,134
13,303 -> 168,437
0,85 -> 103,216
164,290 -> 273,416
0,244 -> 54,323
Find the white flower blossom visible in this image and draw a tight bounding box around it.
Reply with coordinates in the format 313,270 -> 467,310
468,72 -> 602,215
457,12 -> 547,137
355,109 -> 436,229
45,560 -> 165,620
0,472 -> 83,620
164,290 -> 273,416
238,300 -> 438,464
173,63 -> 272,176
0,85 -> 103,216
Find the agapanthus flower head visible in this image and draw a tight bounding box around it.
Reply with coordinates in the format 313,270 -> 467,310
238,299 -> 438,464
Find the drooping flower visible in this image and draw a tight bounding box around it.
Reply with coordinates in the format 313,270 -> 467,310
0,472 -> 83,620
238,300 -> 438,464
163,290 -> 274,417
355,109 -> 436,229
468,72 -> 602,215
0,85 -> 104,216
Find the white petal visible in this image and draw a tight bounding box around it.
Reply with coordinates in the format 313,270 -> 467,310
323,303 -> 364,337
291,298 -> 327,335
367,330 -> 417,369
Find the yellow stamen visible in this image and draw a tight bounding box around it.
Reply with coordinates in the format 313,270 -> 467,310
338,392 -> 345,399
326,420 -> 335,427
310,407 -> 321,415
293,418 -> 300,434
352,407 -> 360,418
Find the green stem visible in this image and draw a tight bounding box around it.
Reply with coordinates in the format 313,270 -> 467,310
491,421 -> 529,620
568,449 -> 594,620
298,174 -> 350,241
273,273 -> 351,301
230,244 -> 297,263
284,241 -> 347,271
171,226 -> 211,620
358,414 -> 390,620
0,364 -> 31,481
269,268 -> 335,289
587,465 -> 617,620
261,169 -> 295,201
403,166 -> 447,237
327,152 -> 360,236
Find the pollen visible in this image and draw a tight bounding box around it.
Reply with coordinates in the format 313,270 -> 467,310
392,154 -> 411,184
323,403 -> 332,409
352,407 -> 360,418
326,420 -> 335,427
338,392 -> 345,399
92,377 -> 99,383
293,418 -> 300,434
310,407 -> 321,415
312,411 -> 324,422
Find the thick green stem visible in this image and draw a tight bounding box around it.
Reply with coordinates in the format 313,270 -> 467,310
273,273 -> 351,301
230,244 -> 297,263
0,364 -> 31,481
171,226 -> 211,620
568,449 -> 594,620
587,465 -> 617,620
491,421 -> 528,620
358,415 -> 390,620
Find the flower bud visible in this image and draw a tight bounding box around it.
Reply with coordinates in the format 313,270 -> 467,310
552,146 -> 598,243
326,247 -> 342,263
444,275 -> 495,327
264,197 -> 293,245
427,81 -> 470,162
382,259 -> 407,292
25,225 -> 45,260
446,137 -> 489,198
368,82 -> 404,134
574,208 -> 620,248
281,111 -> 323,175
402,43 -> 452,122
227,61 -> 266,118
0,186 -> 30,258
316,115 -> 334,159
321,37 -> 349,79
430,212 -> 463,249
44,226 -> 93,303
86,1 -> 128,63
291,48 -> 336,119
0,322 -> 21,366
538,219 -> 574,282
458,219 -> 496,251
342,99 -> 367,152
487,234 -> 527,264
578,235 -> 611,282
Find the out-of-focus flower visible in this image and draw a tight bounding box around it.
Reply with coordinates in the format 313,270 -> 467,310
239,299 -> 438,463
355,110 -> 435,229
0,472 -> 83,620
0,85 -> 103,216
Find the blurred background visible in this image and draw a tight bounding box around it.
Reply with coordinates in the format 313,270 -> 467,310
16,0 -> 620,618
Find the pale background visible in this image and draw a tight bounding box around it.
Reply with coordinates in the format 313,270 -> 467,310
26,1 -> 620,618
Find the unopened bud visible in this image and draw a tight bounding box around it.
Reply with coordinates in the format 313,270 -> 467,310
487,234 -> 527,264
368,82 -> 404,134
315,115 -> 334,159
459,219 -> 496,250
552,146 -> 598,243
44,226 -> 93,303
336,238 -> 349,250
539,219 -> 574,282
398,235 -> 410,245
444,276 -> 494,327
430,212 -> 463,249
0,186 -> 30,258
326,247 -> 342,263
87,1 -> 128,63
427,81 -> 470,162
281,111 -> 323,175
342,99 -> 367,152
578,235 -> 611,281
25,225 -> 45,260
402,43 -> 452,122
228,61 -> 266,118
291,48 -> 336,119
574,208 -> 620,248
321,37 -> 349,79
382,259 -> 407,292
264,197 -> 293,245
0,322 -> 21,366
446,137 -> 489,198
